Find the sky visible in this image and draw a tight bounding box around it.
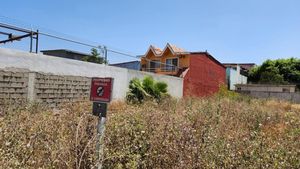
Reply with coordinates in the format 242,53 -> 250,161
0,0 -> 300,64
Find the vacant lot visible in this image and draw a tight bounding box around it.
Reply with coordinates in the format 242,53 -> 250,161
1,95 -> 300,168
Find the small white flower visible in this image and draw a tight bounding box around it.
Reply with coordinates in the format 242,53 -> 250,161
5,142 -> 11,146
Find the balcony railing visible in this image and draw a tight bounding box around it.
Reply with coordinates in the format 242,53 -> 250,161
142,66 -> 178,74
160,66 -> 178,72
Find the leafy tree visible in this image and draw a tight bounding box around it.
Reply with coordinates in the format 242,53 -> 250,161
126,76 -> 168,103
81,48 -> 105,64
249,58 -> 300,86
259,71 -> 285,84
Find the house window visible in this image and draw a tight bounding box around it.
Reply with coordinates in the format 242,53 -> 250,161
149,60 -> 160,72
166,58 -> 178,71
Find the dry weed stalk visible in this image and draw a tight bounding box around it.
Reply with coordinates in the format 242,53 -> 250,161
0,95 -> 300,168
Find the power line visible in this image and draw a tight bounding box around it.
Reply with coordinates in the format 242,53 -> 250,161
107,49 -> 138,59
40,32 -> 140,59
0,15 -> 33,30
16,28 -> 180,68
0,18 -> 180,69
40,31 -> 144,63
0,15 -> 98,45
41,31 -> 181,68
39,32 -> 99,49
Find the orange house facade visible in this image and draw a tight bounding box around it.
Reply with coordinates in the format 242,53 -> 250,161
141,43 -> 190,76
141,43 -> 226,97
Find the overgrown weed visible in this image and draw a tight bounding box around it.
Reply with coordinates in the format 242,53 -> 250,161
0,96 -> 300,168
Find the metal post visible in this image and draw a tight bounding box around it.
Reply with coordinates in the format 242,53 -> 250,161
30,31 -> 33,53
96,112 -> 106,169
90,78 -> 112,169
35,30 -> 39,53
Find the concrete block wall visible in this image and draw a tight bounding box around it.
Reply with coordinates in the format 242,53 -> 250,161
0,69 -> 28,102
0,48 -> 183,104
0,69 -> 92,105
239,91 -> 300,103
34,73 -> 91,104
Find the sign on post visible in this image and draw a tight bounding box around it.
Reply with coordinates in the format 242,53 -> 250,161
90,77 -> 113,169
90,77 -> 113,103
92,102 -> 107,117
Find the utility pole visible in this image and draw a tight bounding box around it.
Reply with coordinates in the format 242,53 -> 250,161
30,31 -> 33,53
104,46 -> 108,65
35,30 -> 39,53
98,45 -> 107,65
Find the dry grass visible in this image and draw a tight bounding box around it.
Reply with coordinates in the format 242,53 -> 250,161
1,95 -> 300,168
0,101 -> 97,169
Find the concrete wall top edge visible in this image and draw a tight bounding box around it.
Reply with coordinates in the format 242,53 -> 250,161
0,48 -> 184,99
0,48 -> 183,80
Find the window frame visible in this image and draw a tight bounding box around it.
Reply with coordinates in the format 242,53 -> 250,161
165,57 -> 179,71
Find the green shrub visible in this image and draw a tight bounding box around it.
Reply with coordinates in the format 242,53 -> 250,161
248,58 -> 300,85
216,84 -> 240,99
126,76 -> 168,103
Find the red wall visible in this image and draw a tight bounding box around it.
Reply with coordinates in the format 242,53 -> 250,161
183,53 -> 226,97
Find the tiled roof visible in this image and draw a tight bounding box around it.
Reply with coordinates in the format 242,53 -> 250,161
168,43 -> 186,53
144,43 -> 188,57
150,45 -> 163,55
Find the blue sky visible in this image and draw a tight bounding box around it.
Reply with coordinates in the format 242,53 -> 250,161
1,0 -> 300,64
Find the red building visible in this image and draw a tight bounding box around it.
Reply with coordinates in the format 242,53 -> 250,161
182,52 -> 226,97
141,44 -> 226,97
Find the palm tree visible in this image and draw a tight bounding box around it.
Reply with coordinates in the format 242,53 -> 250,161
126,76 -> 168,103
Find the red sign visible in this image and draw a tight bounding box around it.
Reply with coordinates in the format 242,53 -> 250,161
90,77 -> 113,102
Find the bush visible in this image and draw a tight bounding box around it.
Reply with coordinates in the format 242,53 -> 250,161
248,58 -> 300,85
126,76 -> 168,103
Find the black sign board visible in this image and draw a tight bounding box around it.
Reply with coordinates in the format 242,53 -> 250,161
92,102 -> 107,117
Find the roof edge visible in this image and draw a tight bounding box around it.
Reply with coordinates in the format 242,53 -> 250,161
144,43 -> 188,57
190,52 -> 226,69
110,60 -> 140,65
222,63 -> 256,65
41,49 -> 92,56
235,84 -> 296,87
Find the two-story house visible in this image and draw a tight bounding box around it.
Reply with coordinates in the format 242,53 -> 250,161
141,43 -> 189,76
141,43 -> 226,97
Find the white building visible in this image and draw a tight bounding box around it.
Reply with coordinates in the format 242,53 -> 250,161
226,65 -> 248,90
